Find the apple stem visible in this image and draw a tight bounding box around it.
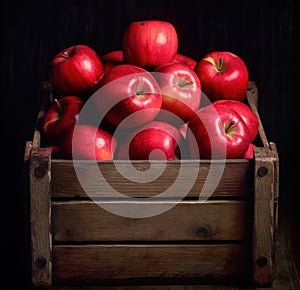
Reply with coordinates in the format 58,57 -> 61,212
136,87 -> 145,96
62,51 -> 69,59
217,58 -> 224,71
179,79 -> 193,87
54,98 -> 63,114
225,120 -> 235,133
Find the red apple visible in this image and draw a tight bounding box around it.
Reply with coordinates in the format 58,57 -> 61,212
122,20 -> 178,68
153,62 -> 202,125
41,96 -> 84,145
187,104 -> 250,159
169,53 -> 197,70
58,124 -> 117,160
101,50 -> 125,63
116,121 -> 181,160
213,99 -> 259,142
101,50 -> 125,74
92,64 -> 162,129
244,143 -> 256,159
49,44 -> 104,97
195,51 -> 248,102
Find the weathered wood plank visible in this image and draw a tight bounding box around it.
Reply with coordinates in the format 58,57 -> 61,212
52,200 -> 250,242
252,147 -> 278,286
51,159 -> 252,198
52,244 -> 250,285
246,82 -> 269,148
269,142 -> 279,236
269,142 -> 280,284
29,147 -> 52,287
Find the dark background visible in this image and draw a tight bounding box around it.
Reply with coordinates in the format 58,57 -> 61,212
1,0 -> 299,287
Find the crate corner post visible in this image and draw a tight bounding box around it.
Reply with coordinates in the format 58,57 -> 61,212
252,145 -> 279,287
29,146 -> 52,287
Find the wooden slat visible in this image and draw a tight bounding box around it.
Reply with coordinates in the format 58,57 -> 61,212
246,81 -> 259,109
29,147 -> 52,287
52,244 -> 250,285
51,159 -> 252,198
246,81 -> 269,148
269,142 -> 279,235
52,200 -> 250,242
252,146 -> 278,286
268,142 -> 280,285
24,141 -> 33,161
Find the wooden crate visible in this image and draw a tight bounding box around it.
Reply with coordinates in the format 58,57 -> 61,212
24,81 -> 279,287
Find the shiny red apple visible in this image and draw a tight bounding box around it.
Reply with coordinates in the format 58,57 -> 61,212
213,99 -> 259,142
49,44 -> 104,98
153,62 -> 202,125
116,121 -> 181,160
122,20 -> 178,68
93,64 -> 162,129
101,50 -> 125,63
58,124 -> 117,160
187,104 -> 250,159
169,53 -> 197,70
101,50 -> 125,74
41,96 -> 84,145
195,51 -> 248,102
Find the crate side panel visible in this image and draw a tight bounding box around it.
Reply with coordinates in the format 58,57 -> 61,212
51,160 -> 252,198
52,200 -> 251,242
52,244 -> 250,285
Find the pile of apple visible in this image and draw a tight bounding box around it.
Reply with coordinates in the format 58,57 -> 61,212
41,20 -> 259,161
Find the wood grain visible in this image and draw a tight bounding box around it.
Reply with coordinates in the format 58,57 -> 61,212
246,82 -> 269,148
252,147 -> 278,286
52,244 -> 250,285
52,200 -> 250,242
51,159 -> 252,198
29,147 -> 52,287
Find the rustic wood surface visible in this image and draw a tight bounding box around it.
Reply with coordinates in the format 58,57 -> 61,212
3,222 -> 299,289
29,147 -> 52,287
52,244 -> 250,285
52,200 -> 250,242
252,147 -> 278,286
3,219 -> 299,289
246,82 -> 269,148
51,160 -> 252,198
